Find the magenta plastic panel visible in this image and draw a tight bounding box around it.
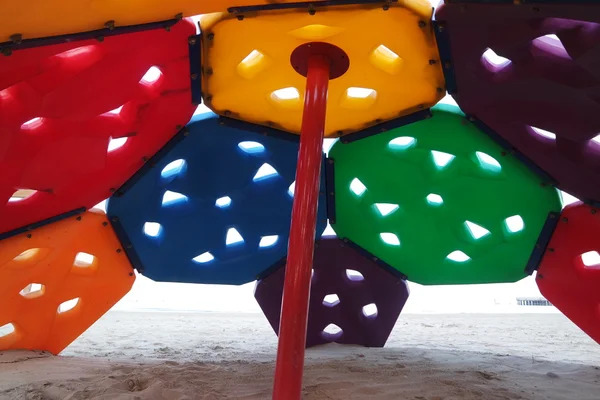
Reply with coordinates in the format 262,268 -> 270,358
254,238 -> 409,348
435,3 -> 600,203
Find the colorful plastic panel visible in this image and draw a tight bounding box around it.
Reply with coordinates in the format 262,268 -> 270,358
536,202 -> 600,345
0,210 -> 135,354
435,3 -> 600,203
107,113 -> 328,285
255,238 -> 409,347
0,20 -> 196,236
200,2 -> 444,137
329,104 -> 562,285
0,0 -> 366,44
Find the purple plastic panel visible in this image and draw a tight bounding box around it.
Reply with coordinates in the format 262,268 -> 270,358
254,238 -> 409,348
435,3 -> 600,203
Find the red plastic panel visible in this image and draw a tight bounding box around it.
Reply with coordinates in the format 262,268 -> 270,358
435,4 -> 600,203
0,19 -> 196,236
536,202 -> 600,344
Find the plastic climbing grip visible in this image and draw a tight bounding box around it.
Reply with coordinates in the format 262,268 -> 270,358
0,19 -> 196,237
329,104 -> 562,285
0,210 -> 135,354
200,1 -> 444,137
536,202 -> 600,345
107,112 -> 328,285
435,3 -> 600,203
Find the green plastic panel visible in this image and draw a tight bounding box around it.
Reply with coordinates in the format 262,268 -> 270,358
329,104 -> 562,285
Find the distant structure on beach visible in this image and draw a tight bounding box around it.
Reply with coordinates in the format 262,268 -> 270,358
516,297 -> 552,307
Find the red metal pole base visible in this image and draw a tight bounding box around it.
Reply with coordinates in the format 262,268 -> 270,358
272,54 -> 331,400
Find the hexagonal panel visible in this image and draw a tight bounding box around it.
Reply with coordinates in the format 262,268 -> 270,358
107,113 -> 328,285
0,210 -> 135,354
200,1 -> 444,137
0,19 -> 196,236
255,238 -> 409,348
330,104 -> 562,285
536,202 -> 600,345
435,3 -> 600,203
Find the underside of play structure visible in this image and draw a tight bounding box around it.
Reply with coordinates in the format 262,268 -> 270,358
1,0 -> 599,398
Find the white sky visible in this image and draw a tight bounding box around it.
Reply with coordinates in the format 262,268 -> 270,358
112,273 -> 551,314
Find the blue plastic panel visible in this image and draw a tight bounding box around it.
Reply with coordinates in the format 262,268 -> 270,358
107,112 -> 327,284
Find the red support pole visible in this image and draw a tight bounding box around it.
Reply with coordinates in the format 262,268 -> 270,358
272,53 -> 331,400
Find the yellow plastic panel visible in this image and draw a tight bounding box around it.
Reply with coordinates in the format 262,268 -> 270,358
0,0 -> 331,43
0,210 -> 135,354
201,1 -> 444,137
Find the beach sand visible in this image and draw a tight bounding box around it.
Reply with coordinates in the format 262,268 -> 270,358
1,312 -> 599,399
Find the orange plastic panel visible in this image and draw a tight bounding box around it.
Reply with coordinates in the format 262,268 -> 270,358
0,0 -> 338,43
0,210 -> 135,354
201,1 -> 444,137
536,202 -> 600,344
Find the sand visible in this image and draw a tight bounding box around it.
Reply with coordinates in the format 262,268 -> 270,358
1,312 -> 599,399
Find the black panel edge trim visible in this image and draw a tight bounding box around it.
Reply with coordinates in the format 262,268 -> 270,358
342,238 -> 409,281
256,237 -> 410,281
256,256 -> 288,281
341,109 -> 432,144
466,116 -> 558,185
0,18 -> 181,53
229,0 -> 397,14
442,0 -> 598,4
325,157 -> 337,224
524,211 -> 560,275
108,216 -> 146,273
114,126 -> 190,196
432,20 -> 457,94
588,199 -> 600,208
218,117 -> 301,143
0,207 -> 86,241
188,33 -> 203,105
